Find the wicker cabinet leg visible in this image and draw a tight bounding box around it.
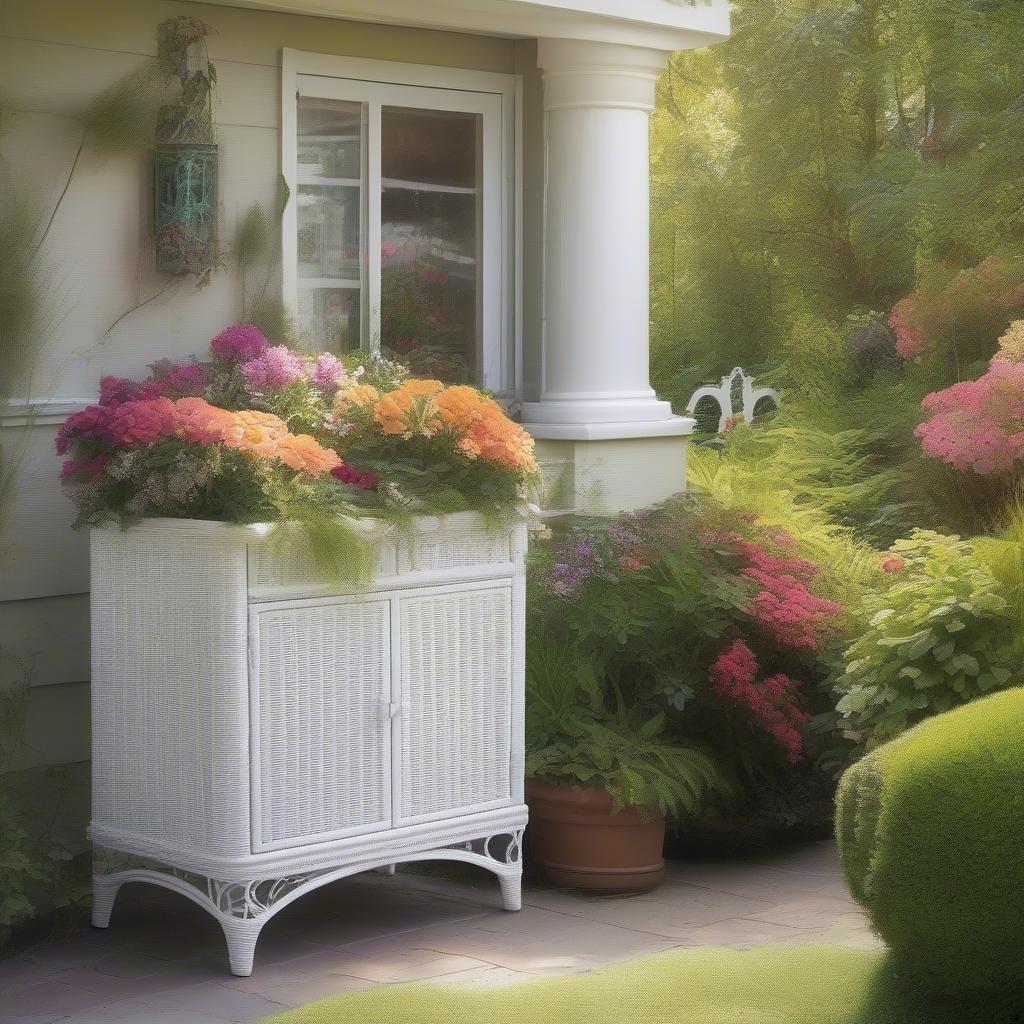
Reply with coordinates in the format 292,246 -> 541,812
499,871 -> 522,911
221,918 -> 263,977
91,875 -> 123,929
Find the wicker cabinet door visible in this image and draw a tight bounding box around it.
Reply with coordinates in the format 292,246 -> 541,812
396,585 -> 513,824
251,600 -> 392,851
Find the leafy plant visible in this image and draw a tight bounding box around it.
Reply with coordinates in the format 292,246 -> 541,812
525,642 -> 721,816
833,530 -> 1019,752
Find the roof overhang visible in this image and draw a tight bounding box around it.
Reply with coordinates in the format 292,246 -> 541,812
191,0 -> 730,51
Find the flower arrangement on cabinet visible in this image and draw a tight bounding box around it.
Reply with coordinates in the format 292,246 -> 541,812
55,324 -> 537,545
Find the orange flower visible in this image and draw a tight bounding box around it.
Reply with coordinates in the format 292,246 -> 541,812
276,433 -> 343,478
174,397 -> 244,447
461,405 -> 537,473
235,410 -> 289,459
336,384 -> 380,410
373,379 -> 444,438
436,385 -> 496,432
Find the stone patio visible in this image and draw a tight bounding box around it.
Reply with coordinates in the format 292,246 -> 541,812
0,841 -> 878,1024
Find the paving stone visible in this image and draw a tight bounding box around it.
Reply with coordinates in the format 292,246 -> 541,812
251,973 -> 375,1008
138,981 -> 289,1020
53,1000 -> 236,1024
0,958 -> 68,994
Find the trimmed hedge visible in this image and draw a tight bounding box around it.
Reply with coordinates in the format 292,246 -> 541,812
837,687 -> 1024,995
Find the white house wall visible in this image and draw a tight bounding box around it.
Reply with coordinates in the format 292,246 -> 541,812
0,0 -> 543,771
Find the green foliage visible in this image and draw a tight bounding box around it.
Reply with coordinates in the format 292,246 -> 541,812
837,688 -> 1024,997
651,0 -> 1024,410
833,531 -> 1019,752
524,641 -> 721,816
528,498 -> 844,830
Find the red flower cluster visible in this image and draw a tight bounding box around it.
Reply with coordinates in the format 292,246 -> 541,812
733,537 -> 841,653
710,640 -> 810,763
330,463 -> 379,491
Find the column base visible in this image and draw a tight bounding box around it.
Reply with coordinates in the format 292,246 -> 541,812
525,418 -> 695,516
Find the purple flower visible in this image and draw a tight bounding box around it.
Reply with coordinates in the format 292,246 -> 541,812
210,324 -> 270,362
99,376 -> 146,407
240,346 -> 306,391
310,352 -> 347,393
165,362 -> 209,394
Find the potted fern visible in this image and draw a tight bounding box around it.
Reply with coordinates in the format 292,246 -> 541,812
525,643 -> 721,893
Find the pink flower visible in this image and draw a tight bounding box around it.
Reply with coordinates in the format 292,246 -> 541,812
882,556 -> 906,573
330,463 -> 379,490
165,362 -> 209,394
106,398 -> 178,446
889,297 -> 926,359
310,352 -> 347,393
916,361 -> 1024,475
99,376 -> 146,407
240,346 -> 306,391
210,324 -> 269,362
55,405 -> 113,454
711,641 -> 809,763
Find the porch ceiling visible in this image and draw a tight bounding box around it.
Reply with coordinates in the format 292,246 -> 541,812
192,0 -> 730,51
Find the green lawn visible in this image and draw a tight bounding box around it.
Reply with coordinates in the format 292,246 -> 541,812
262,945 -> 1022,1024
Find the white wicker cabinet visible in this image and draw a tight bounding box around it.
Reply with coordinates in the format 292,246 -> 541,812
89,514 -> 527,975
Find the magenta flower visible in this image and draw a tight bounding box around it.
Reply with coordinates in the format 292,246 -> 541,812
55,405 -> 113,454
165,362 -> 209,394
99,376 -> 146,407
310,352 -> 347,393
240,346 -> 306,391
106,397 -> 178,446
210,324 -> 270,362
330,463 -> 379,490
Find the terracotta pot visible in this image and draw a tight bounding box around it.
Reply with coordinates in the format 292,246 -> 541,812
525,778 -> 666,893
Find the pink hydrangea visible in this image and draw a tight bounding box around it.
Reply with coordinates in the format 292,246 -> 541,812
916,361 -> 1024,475
105,398 -> 178,446
239,346 -> 306,391
310,352 -> 347,393
889,297 -> 926,359
210,324 -> 269,362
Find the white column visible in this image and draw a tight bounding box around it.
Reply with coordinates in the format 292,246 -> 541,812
521,39 -> 692,441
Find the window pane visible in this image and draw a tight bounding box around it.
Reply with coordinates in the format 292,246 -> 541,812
380,107 -> 481,384
296,97 -> 364,352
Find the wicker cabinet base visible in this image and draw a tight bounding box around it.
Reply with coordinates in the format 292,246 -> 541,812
89,515 -> 527,976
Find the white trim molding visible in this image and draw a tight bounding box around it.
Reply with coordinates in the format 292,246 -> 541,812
192,0 -> 730,53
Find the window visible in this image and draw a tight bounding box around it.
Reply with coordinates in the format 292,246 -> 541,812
282,53 -> 519,396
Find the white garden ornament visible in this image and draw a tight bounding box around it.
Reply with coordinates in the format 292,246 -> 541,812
89,513 -> 527,976
686,367 -> 781,432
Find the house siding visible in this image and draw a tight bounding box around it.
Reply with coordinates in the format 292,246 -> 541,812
0,0 -> 541,774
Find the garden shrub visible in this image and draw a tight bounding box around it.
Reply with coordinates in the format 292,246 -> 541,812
528,496 -> 845,827
833,530 -> 1018,752
836,687 -> 1024,996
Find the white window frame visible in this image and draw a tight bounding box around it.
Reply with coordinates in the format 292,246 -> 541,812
282,49 -> 522,399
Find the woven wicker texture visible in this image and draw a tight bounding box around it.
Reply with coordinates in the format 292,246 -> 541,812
398,587 -> 513,821
91,526 -> 251,858
253,600 -> 391,850
397,529 -> 511,574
